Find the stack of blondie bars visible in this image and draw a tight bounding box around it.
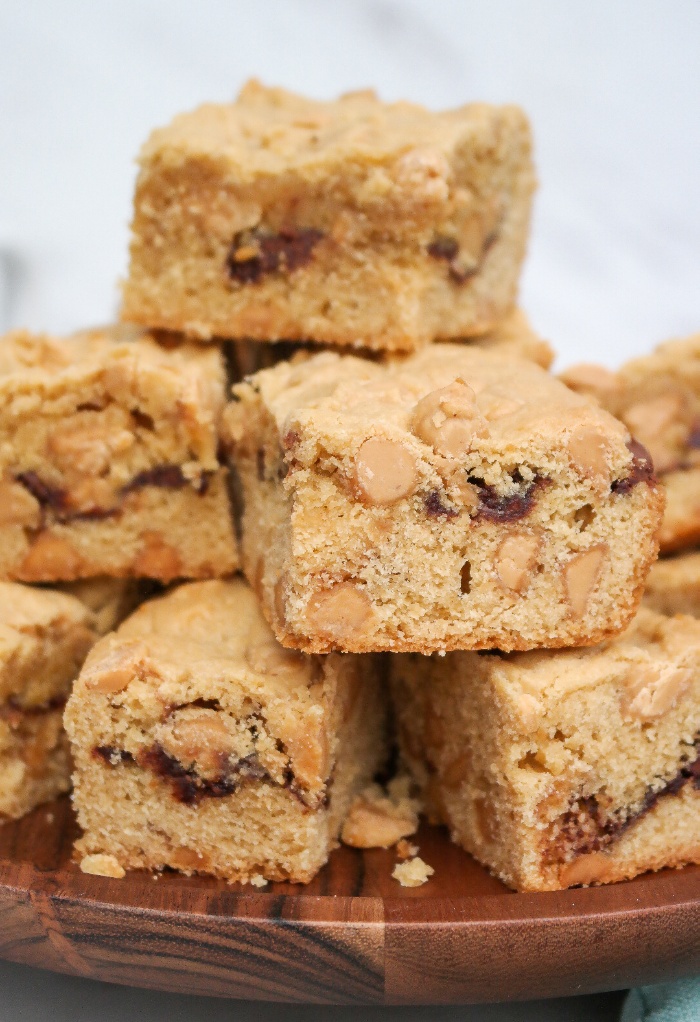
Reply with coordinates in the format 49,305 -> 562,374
0,81 -> 697,892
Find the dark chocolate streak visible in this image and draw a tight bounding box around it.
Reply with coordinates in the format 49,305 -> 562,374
15,464 -> 212,524
93,745 -> 135,766
423,490 -> 459,519
226,227 -> 324,284
426,228 -> 499,284
550,741 -> 700,863
95,739 -> 322,810
611,439 -> 656,494
470,473 -> 546,523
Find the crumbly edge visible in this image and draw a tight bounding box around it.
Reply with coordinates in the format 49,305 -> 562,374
1,477 -> 238,582
66,645 -> 386,882
390,626 -> 700,891
0,707 -> 71,819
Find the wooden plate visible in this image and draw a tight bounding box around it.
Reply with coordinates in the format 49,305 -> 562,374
0,796 -> 697,1005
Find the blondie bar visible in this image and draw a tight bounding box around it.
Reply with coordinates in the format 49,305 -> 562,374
65,579 -> 387,883
392,606 -> 700,891
644,552 -> 700,618
225,345 -> 664,653
122,80 -> 535,351
0,324 -> 238,581
0,582 -> 100,819
561,333 -> 700,553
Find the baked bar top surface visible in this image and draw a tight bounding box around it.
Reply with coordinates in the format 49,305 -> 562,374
0,581 -> 97,705
140,78 -> 529,180
84,578 -> 320,699
0,324 -> 225,432
493,606 -> 700,704
232,344 -> 634,478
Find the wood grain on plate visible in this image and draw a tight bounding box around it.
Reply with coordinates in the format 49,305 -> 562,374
0,796 -> 697,1004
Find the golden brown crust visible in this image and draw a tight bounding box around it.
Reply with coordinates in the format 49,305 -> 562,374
123,81 -> 535,351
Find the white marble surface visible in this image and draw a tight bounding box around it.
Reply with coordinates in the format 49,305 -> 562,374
0,3 -> 696,1017
1,1 -> 699,368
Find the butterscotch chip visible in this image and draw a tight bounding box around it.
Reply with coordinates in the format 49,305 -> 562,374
558,852 -> 611,888
564,546 -> 607,617
355,438 -> 417,506
168,847 -> 211,873
623,664 -> 692,720
411,380 -> 489,459
80,853 -> 126,879
495,533 -> 540,593
567,427 -> 613,482
306,583 -> 373,641
390,604 -> 700,892
0,480 -> 41,529
19,533 -> 84,581
133,534 -> 181,581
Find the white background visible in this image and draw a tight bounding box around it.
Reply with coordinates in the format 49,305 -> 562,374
1,1 -> 699,368
0,3 -> 697,1018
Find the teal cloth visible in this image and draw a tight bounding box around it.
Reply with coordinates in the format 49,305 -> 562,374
622,979 -> 700,1021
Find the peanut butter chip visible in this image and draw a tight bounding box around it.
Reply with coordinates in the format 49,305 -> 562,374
623,663 -> 692,720
411,380 -> 489,458
559,851 -> 611,888
306,582 -> 373,641
80,853 -> 125,879
355,438 -> 417,506
564,545 -> 607,617
495,533 -> 541,592
568,428 -> 612,482
0,480 -> 41,528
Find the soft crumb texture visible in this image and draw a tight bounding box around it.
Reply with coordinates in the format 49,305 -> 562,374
80,853 -> 126,878
65,578 -> 387,884
341,775 -> 421,848
561,333 -> 700,554
225,344 -> 664,654
122,80 -> 535,352
0,582 -> 99,819
0,323 -> 238,582
391,606 -> 700,892
249,873 -> 268,887
392,857 -> 434,888
644,552 -> 700,617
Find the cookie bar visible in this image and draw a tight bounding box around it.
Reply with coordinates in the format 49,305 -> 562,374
122,80 -> 535,352
391,606 -> 700,891
0,582 -> 100,819
55,578 -> 146,634
561,333 -> 700,553
644,552 -> 700,618
225,344 -> 664,654
0,324 -> 238,581
65,579 -> 387,883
